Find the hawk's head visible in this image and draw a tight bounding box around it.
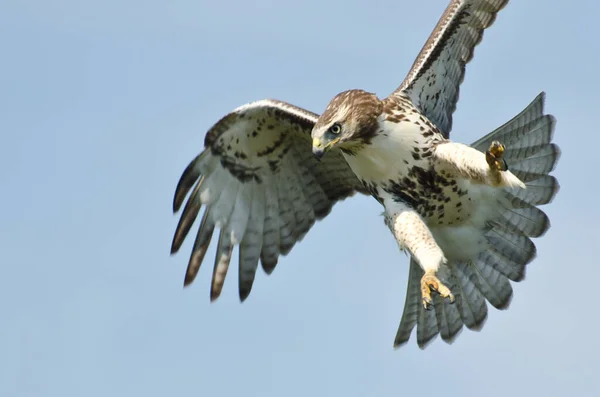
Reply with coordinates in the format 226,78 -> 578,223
311,89 -> 383,159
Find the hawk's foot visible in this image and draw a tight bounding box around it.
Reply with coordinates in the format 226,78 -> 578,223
421,269 -> 455,310
486,140 -> 508,172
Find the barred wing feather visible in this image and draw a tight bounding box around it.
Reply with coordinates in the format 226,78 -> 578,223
171,99 -> 367,301
394,0 -> 509,137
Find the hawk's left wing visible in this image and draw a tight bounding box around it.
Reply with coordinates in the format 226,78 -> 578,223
391,0 -> 509,137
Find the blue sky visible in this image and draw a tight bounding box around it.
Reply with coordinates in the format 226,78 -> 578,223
2,1 -> 599,396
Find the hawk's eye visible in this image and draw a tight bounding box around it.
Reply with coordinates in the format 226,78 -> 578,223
329,123 -> 342,134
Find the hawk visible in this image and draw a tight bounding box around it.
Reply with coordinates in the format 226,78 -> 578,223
170,0 -> 560,348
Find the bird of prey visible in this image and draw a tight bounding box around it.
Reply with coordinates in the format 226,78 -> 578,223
170,0 -> 560,348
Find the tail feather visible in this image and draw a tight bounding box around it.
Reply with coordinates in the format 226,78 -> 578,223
454,262 -> 488,330
473,258 -> 513,310
471,92 -> 550,152
480,248 -> 525,282
394,259 -> 423,348
502,116 -> 555,152
394,260 -> 487,349
433,292 -> 463,344
496,205 -> 550,238
394,92 -> 559,347
487,225 -> 537,263
510,144 -> 560,182
417,299 -> 439,349
505,175 -> 558,207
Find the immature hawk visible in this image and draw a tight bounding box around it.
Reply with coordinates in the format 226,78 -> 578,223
170,0 -> 560,348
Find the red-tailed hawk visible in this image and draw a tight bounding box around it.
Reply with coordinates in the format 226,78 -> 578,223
170,0 -> 560,348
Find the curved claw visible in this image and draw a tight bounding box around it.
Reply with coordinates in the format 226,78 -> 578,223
486,141 -> 509,171
421,270 -> 455,310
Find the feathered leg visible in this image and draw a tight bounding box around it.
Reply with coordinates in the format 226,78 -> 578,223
433,141 -> 525,189
385,201 -> 455,309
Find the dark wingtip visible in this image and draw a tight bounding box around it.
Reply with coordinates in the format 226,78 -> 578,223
170,200 -> 201,255
210,289 -> 221,303
182,257 -> 197,288
173,155 -> 204,213
260,258 -> 278,275
495,293 -> 513,311
392,339 -> 408,350
183,276 -> 194,288
183,264 -> 198,287
183,228 -> 215,289
170,179 -> 204,255
171,230 -> 187,255
239,286 -> 251,303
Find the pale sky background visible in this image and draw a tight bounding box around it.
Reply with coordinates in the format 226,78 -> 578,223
2,1 -> 599,396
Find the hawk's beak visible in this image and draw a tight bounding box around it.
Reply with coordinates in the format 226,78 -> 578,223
312,138 -> 325,160
312,137 -> 339,161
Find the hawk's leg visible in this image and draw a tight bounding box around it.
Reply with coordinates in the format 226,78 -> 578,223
384,201 -> 455,310
433,141 -> 525,189
421,269 -> 455,310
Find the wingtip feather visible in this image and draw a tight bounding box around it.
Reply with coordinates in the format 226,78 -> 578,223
173,154 -> 205,213
261,258 -> 278,275
170,182 -> 203,255
210,229 -> 233,302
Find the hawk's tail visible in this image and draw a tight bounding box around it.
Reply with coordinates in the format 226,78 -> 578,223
394,92 -> 560,349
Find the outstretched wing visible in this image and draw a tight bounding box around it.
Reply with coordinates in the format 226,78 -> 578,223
391,0 -> 508,137
171,99 -> 367,301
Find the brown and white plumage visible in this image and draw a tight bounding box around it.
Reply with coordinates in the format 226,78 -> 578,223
171,100 -> 368,301
170,0 -> 560,349
396,0 -> 509,137
393,92 -> 559,348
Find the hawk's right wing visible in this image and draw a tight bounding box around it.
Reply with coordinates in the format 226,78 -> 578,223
171,99 -> 368,301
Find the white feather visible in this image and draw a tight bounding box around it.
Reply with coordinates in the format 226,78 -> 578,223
227,183 -> 252,245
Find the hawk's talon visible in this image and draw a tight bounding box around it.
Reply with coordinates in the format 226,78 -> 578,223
421,270 -> 455,310
486,140 -> 509,172
422,295 -> 433,311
